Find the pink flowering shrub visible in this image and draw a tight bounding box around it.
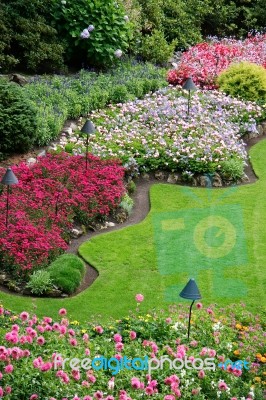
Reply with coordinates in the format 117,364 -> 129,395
0,153 -> 125,275
167,33 -> 266,89
0,302 -> 264,399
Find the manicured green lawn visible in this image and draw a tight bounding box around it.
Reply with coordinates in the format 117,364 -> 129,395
1,139 -> 266,323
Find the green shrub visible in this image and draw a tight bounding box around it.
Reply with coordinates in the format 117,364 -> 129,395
219,158 -> 244,182
26,270 -> 53,295
0,81 -> 38,157
0,0 -> 65,73
51,0 -> 132,69
140,30 -> 176,65
119,193 -> 134,215
110,85 -> 132,103
47,254 -> 85,294
126,79 -> 144,98
217,62 -> 266,103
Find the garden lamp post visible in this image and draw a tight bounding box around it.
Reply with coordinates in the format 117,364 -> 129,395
1,167 -> 19,228
80,119 -> 95,170
182,77 -> 197,116
179,278 -> 201,340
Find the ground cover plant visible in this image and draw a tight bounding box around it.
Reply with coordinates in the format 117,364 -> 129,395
1,139 -> 266,323
0,153 -> 125,278
59,87 -> 265,179
0,302 -> 264,399
167,33 -> 266,89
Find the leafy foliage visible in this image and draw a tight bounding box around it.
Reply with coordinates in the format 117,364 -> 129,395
51,0 -> 132,69
140,30 -> 176,65
0,0 -> 65,73
0,80 -> 38,158
26,270 -> 53,295
217,61 -> 266,102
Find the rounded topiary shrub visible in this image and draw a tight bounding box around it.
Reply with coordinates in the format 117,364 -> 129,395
0,80 -> 38,158
47,254 -> 85,295
217,61 -> 266,102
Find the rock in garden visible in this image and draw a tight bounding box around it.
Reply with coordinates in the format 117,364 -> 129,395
70,227 -> 83,238
141,172 -> 150,180
155,171 -> 167,180
167,173 -> 181,184
198,175 -> 212,187
69,122 -> 78,131
0,274 -> 6,284
212,173 -> 223,187
27,157 -> 37,166
38,150 -> 46,158
105,221 -> 116,227
9,73 -> 28,86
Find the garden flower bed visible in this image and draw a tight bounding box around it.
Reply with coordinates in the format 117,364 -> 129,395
167,33 -> 266,89
0,153 -> 125,279
58,87 -> 265,181
0,300 -> 264,399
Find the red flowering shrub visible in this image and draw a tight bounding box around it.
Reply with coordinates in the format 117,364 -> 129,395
167,33 -> 266,89
0,153 -> 125,276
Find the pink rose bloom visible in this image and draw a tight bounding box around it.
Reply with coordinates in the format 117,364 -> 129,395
94,325 -> 103,334
115,354 -> 122,360
198,370 -> 205,379
196,302 -> 203,309
218,381 -> 228,391
72,396 -> 80,400
85,348 -> 90,356
164,396 -> 175,400
60,325 -> 67,335
43,317 -> 52,324
208,349 -> 216,357
4,364 -> 14,374
11,324 -> 19,332
0,307 -> 4,315
129,331 -> 137,340
190,340 -> 198,347
115,342 -> 124,352
69,338 -> 78,346
20,311 -> 29,321
113,333 -> 122,343
165,317 -> 172,324
145,386 -> 154,395
0,387 -> 3,397
135,294 -> 144,302
40,362 -> 53,372
5,386 -> 12,394
59,308 -> 67,316
108,377 -> 115,390
82,380 -> 89,387
207,308 -> 214,315
131,377 -> 141,389
199,347 -> 208,356
94,390 -> 103,399
83,333 -> 89,342
83,396 -> 93,400
30,395 -> 38,400
192,388 -> 199,395
37,336 -> 45,345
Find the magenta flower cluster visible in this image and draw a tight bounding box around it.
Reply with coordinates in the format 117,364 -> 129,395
0,153 -> 125,275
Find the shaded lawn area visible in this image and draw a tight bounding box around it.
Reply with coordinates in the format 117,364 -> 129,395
1,139 -> 266,323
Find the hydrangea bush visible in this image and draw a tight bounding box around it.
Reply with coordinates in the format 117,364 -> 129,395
60,87 -> 264,177
167,34 -> 266,89
0,300 -> 264,399
0,153 -> 125,276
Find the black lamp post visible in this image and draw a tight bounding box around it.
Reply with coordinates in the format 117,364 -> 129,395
80,120 -> 95,170
179,278 -> 201,340
1,167 -> 19,228
182,77 -> 197,116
